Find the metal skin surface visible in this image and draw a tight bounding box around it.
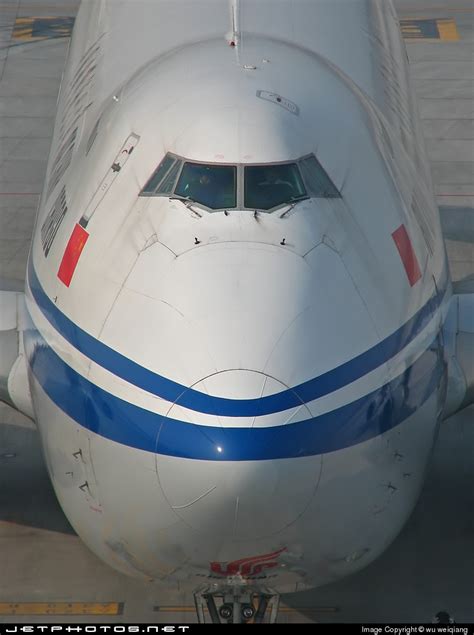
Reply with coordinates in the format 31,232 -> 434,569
21,0 -> 450,594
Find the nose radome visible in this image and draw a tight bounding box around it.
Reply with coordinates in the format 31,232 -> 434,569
119,241 -> 377,541
156,448 -> 322,541
155,370 -> 322,540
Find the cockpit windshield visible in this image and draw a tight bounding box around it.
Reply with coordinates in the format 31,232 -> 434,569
140,153 -> 340,211
244,163 -> 307,210
175,162 -> 236,210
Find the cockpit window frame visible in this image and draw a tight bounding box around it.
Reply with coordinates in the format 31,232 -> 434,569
139,152 -> 341,213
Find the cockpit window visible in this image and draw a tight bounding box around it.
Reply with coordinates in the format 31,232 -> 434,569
156,159 -> 182,194
140,152 -> 341,211
175,162 -> 236,210
299,155 -> 341,198
142,154 -> 178,194
244,163 -> 307,210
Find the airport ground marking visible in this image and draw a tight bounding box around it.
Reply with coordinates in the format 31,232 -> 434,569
12,16 -> 75,41
400,18 -> 460,41
0,602 -> 123,615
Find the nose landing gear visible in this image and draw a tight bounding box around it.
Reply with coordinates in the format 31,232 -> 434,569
193,586 -> 280,624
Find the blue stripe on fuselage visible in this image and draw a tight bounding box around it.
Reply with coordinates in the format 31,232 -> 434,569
27,261 -> 449,418
24,324 -> 445,461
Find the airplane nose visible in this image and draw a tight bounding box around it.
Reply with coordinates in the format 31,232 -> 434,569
155,370 -> 322,540
122,241 -> 379,541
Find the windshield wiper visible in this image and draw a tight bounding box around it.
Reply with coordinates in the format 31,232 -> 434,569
169,195 -> 203,217
279,195 -> 308,217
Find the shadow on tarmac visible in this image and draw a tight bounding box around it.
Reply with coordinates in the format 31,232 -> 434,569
0,423 -> 75,534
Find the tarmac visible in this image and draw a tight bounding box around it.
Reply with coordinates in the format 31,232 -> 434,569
0,0 -> 473,624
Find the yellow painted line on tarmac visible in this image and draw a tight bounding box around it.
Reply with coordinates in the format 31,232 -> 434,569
11,17 -> 33,40
0,602 -> 123,616
437,18 -> 461,41
12,17 -> 34,40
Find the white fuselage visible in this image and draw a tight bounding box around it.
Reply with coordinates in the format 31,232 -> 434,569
24,0 -> 451,594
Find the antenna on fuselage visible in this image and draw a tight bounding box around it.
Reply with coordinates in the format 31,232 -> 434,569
227,0 -> 241,62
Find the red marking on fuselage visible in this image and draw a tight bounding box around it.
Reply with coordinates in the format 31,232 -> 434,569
210,547 -> 287,577
392,224 -> 422,286
57,223 -> 89,287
